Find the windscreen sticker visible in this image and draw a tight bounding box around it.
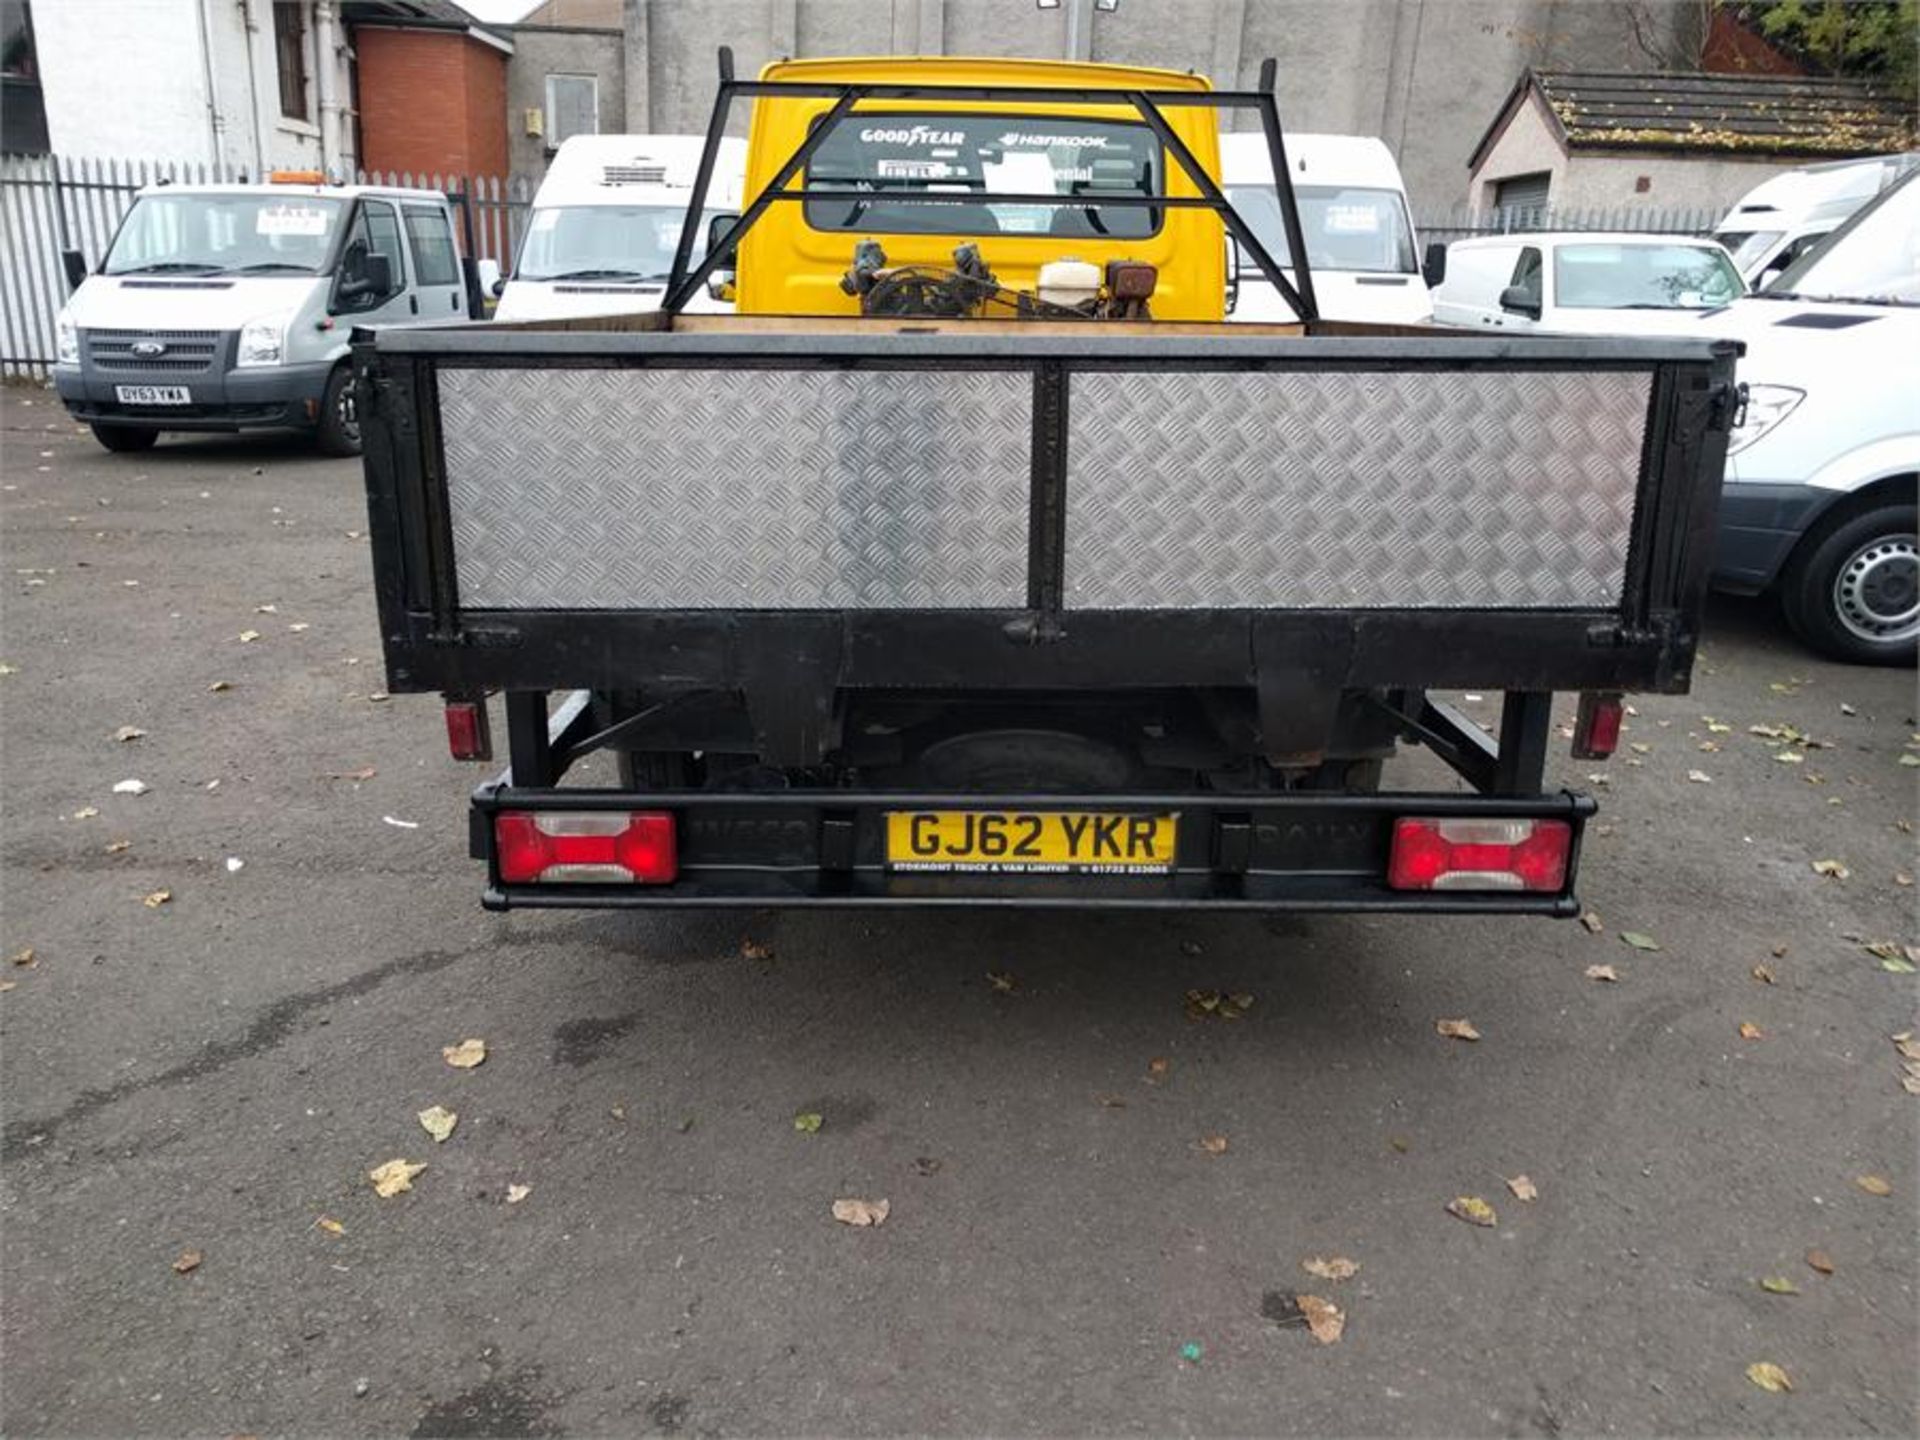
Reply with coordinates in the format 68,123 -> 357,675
999,131 -> 1112,150
1324,205 -> 1381,233
877,159 -> 959,181
858,125 -> 965,146
256,204 -> 329,236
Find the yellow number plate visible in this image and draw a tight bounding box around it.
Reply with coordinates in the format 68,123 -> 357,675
885,810 -> 1178,874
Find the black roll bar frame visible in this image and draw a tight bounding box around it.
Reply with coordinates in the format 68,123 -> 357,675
661,46 -> 1319,320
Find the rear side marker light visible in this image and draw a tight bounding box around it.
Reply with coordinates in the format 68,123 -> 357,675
495,811 -> 677,885
1387,817 -> 1572,893
1572,691 -> 1624,760
445,699 -> 492,761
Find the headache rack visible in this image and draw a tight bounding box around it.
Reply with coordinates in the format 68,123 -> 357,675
658,47 -> 1322,320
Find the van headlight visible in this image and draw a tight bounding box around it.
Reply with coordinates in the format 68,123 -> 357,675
56,311 -> 79,365
1727,383 -> 1804,455
236,313 -> 291,368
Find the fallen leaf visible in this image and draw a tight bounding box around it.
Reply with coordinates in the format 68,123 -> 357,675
380,815 -> 419,829
609,1105 -> 626,1121
831,1197 -> 890,1227
1388,1135 -> 1410,1153
104,839 -> 132,854
0,981 -> 14,993
207,680 -> 232,692
287,622 -> 310,633
1095,1093 -> 1127,1108
505,1183 -> 531,1205
7,947 -> 34,968
1198,1134 -> 1230,1155
1585,964 -> 1620,983
1863,941 -> 1903,960
1506,1174 -> 1539,1202
327,765 -> 377,781
367,692 -> 390,703
1579,910 -> 1604,934
255,604 -> 277,614
1840,703 -> 1856,716
1880,957 -> 1917,975
1447,1195 -> 1497,1228
417,1105 -> 458,1143
911,1156 -> 942,1176
112,725 -> 146,742
1751,964 -> 1775,984
368,1159 -> 425,1198
1738,1022 -> 1764,1040
1302,1256 -> 1360,1281
1687,769 -> 1712,784
793,1111 -> 823,1134
1146,1056 -> 1171,1083
1895,1037 -> 1920,1062
111,779 -> 148,796
1705,720 -> 1732,734
1775,751 -> 1805,765
1629,741 -> 1652,755
237,629 -> 261,643
1811,859 -> 1849,879
1435,1018 -> 1481,1041
171,1249 -> 202,1274
315,1217 -> 345,1236
1902,754 -> 1920,768
72,806 -> 99,819
740,939 -> 773,962
1296,1293 -> 1345,1345
1759,1276 -> 1799,1295
1746,1362 -> 1792,1394
1621,931 -> 1661,952
987,970 -> 1018,993
1896,873 -> 1913,888
142,889 -> 171,908
441,1038 -> 486,1069
1854,1174 -> 1892,1197
1805,1249 -> 1834,1275
1771,943 -> 1789,958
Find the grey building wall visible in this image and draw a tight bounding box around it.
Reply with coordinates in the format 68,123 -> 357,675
602,0 -> 1698,212
505,24 -> 628,177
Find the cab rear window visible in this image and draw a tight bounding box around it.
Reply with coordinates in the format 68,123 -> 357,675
802,112 -> 1163,239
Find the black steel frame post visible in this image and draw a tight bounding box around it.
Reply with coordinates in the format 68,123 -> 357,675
505,691 -> 554,787
1254,59 -> 1318,323
1494,691 -> 1554,796
664,45 -> 738,306
663,88 -> 862,315
1127,90 -> 1314,321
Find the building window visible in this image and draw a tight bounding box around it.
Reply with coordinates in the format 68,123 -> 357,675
1,0 -> 50,154
544,74 -> 598,150
273,2 -> 310,122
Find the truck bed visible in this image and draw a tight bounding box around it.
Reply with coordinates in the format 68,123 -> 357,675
354,313 -> 1736,911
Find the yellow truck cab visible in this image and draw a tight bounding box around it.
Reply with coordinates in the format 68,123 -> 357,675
734,56 -> 1227,321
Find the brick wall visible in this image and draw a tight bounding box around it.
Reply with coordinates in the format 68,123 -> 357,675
355,27 -> 508,178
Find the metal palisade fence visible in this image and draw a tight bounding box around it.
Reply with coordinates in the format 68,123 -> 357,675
0,153 -> 533,376
1413,202 -> 1722,249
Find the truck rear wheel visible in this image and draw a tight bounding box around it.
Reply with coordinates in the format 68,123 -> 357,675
1780,500 -> 1918,666
90,423 -> 158,453
316,365 -> 362,457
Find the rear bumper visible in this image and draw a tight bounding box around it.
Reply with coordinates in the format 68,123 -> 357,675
470,782 -> 1595,913
52,360 -> 333,433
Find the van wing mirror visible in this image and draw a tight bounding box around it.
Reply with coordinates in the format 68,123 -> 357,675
707,212 -> 740,257
363,251 -> 395,299
61,248 -> 88,292
1422,241 -> 1447,289
1498,284 -> 1542,321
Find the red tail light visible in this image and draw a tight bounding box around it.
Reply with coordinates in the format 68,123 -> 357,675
445,699 -> 491,762
1572,691 -> 1624,760
494,811 -> 677,884
1387,817 -> 1571,893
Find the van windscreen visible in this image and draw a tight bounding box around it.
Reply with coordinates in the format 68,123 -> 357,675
802,113 -> 1163,239
516,205 -> 716,282
1225,184 -> 1415,274
104,193 -> 344,276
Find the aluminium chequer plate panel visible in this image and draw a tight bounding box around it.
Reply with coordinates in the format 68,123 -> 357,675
1065,369 -> 1651,609
439,366 -> 1033,609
